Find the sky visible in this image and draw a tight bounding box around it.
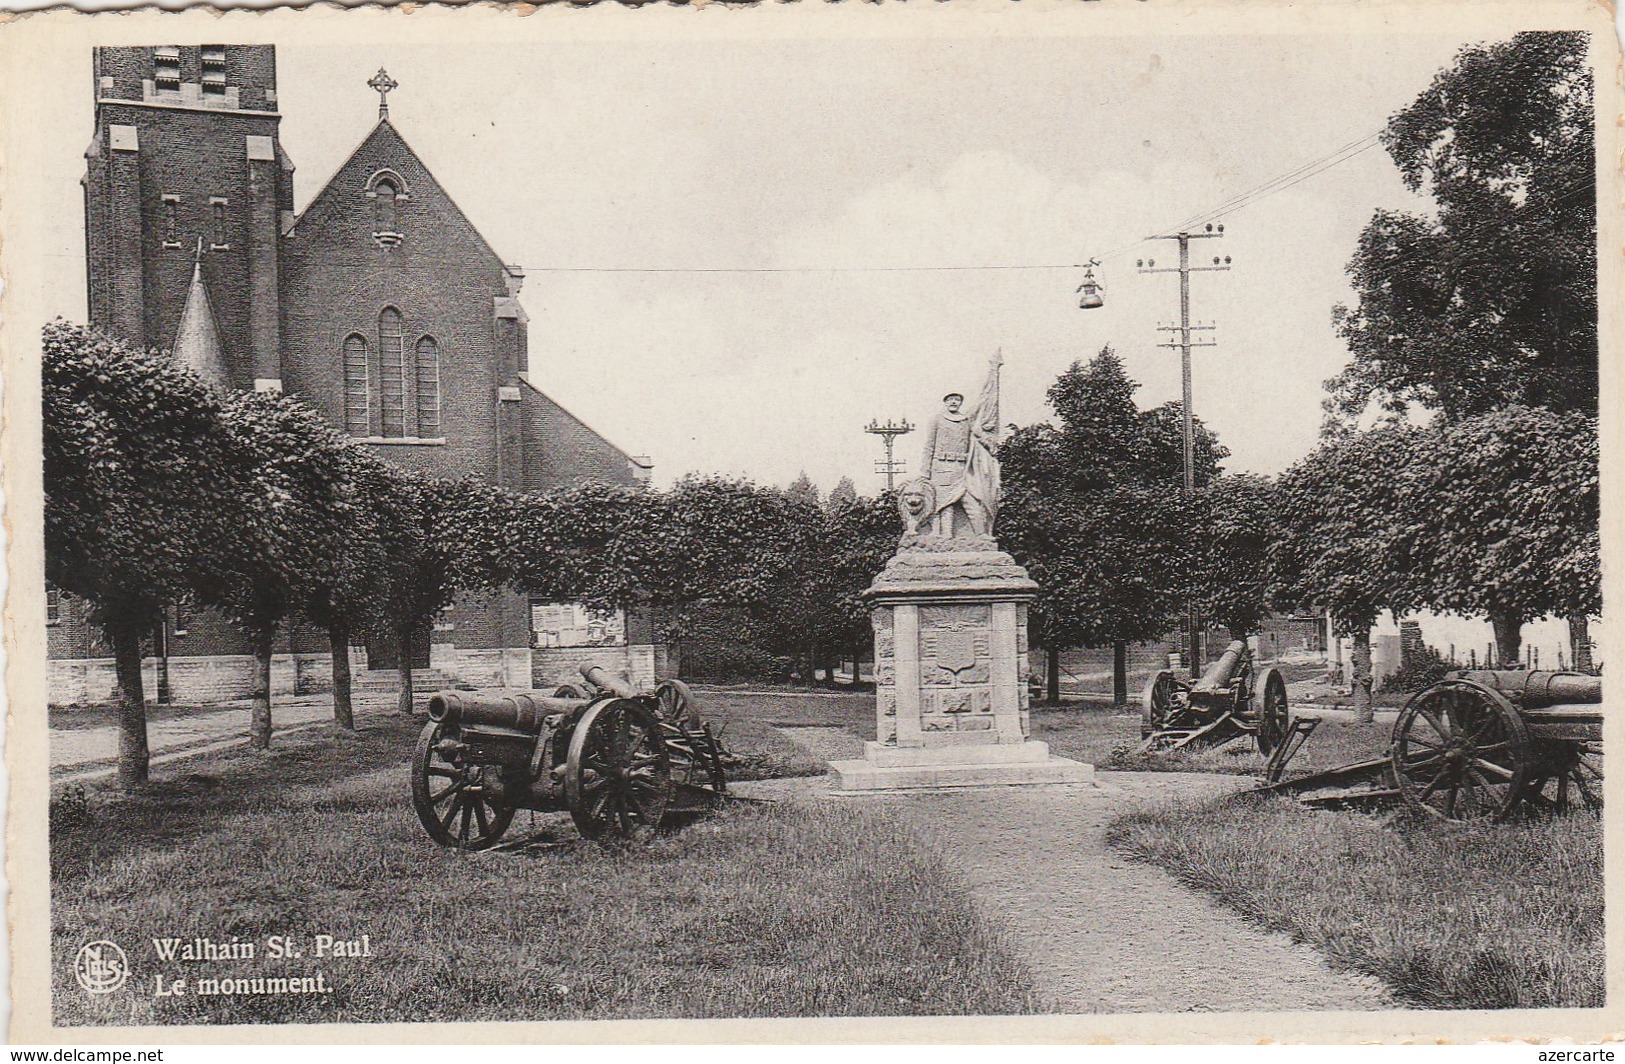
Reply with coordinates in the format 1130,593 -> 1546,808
29,26 -> 1532,492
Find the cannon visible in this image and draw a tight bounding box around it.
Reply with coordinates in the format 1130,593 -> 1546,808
1139,639 -> 1290,756
412,665 -> 729,849
1390,669 -> 1603,821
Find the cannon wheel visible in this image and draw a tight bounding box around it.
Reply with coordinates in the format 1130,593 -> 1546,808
1251,666 -> 1290,756
654,678 -> 702,727
1392,680 -> 1530,823
553,683 -> 588,700
1525,740 -> 1603,814
1140,670 -> 1179,738
565,697 -> 673,839
412,720 -> 515,851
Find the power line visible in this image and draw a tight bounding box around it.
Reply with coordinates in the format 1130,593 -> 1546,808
1082,129 -> 1390,266
520,262 -> 1093,274
505,129 -> 1408,276
1161,133 -> 1384,236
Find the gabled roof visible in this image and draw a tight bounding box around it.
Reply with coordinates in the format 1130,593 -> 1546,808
286,117 -> 511,272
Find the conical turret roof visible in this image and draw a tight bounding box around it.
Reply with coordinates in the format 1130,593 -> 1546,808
172,246 -> 229,386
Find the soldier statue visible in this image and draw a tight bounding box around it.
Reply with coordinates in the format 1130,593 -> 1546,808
915,351 -> 1003,539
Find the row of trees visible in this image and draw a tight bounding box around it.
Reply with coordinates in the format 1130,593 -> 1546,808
44,320 -> 902,788
45,321 -> 485,785
48,313 -> 1598,786
995,345 -> 1598,718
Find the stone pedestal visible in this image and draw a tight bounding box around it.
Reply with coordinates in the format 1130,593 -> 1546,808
828,535 -> 1094,792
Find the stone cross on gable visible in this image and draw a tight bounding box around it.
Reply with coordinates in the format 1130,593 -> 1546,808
368,68 -> 398,120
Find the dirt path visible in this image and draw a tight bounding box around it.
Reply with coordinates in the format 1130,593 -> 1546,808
736,772 -> 1393,1013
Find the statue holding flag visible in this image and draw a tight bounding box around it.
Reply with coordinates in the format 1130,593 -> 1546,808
916,351 -> 1003,539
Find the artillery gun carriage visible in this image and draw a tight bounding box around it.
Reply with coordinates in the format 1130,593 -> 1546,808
1389,669 -> 1602,820
412,666 -> 729,849
1139,639 -> 1290,756
1262,668 -> 1603,822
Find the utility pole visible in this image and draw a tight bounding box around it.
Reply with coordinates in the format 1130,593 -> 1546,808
865,418 -> 914,491
1138,223 -> 1231,677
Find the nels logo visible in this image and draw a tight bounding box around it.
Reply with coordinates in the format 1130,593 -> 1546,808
74,940 -> 129,994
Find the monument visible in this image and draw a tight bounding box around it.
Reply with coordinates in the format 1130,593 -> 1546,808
829,352 -> 1095,791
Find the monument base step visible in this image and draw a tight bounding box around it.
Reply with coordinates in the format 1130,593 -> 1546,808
826,754 -> 1094,793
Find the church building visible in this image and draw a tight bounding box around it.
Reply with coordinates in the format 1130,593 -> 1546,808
51,45 -> 663,704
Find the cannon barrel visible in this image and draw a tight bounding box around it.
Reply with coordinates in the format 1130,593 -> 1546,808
1449,669 -> 1602,711
1192,640 -> 1248,694
427,690 -> 583,732
580,664 -> 641,699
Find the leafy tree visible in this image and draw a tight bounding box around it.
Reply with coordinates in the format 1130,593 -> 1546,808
1396,406 -> 1599,666
825,476 -> 858,513
42,321 -> 234,787
816,489 -> 901,684
298,451 -> 411,730
1194,475 -> 1277,641
1138,401 -> 1229,488
785,471 -> 820,510
1272,424 -> 1424,720
999,350 -> 1213,703
383,473 -> 528,714
199,391 -> 351,747
1329,31 -> 1596,422
1001,481 -> 1194,704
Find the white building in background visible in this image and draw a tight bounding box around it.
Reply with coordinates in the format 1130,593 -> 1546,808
1329,611 -> 1603,691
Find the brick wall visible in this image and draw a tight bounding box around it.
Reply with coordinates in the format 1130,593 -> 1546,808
280,120 -> 507,483
520,382 -> 641,490
85,50 -> 292,377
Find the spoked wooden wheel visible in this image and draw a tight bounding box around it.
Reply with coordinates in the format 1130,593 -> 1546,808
654,678 -> 702,727
566,697 -> 673,839
1392,680 -> 1530,822
1524,740 -> 1603,815
1251,667 -> 1290,756
412,720 -> 515,850
1140,670 -> 1180,738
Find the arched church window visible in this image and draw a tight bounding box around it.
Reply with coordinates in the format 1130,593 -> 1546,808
209,197 -> 229,249
343,334 -> 370,437
378,309 -> 405,437
415,336 -> 441,439
374,179 -> 398,236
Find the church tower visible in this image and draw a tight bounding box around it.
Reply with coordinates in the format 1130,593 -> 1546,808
82,45 -> 294,391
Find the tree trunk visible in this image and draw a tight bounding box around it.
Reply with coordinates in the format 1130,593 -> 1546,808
110,621 -> 151,790
852,637 -> 864,687
1350,628 -> 1374,724
1112,640 -> 1128,707
250,624 -> 274,749
1490,611 -> 1522,670
396,627 -> 415,715
330,622 -> 354,731
1568,614 -> 1592,672
1046,646 -> 1060,705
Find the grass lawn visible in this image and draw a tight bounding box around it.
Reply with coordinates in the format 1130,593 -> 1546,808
52,714 -> 1043,1026
1032,705 -> 1393,779
1107,794 -> 1603,1009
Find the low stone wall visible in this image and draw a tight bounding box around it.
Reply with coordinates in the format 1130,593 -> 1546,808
51,644 -> 667,705
448,648 -> 533,689
531,644 -> 657,691
49,651 -> 350,707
